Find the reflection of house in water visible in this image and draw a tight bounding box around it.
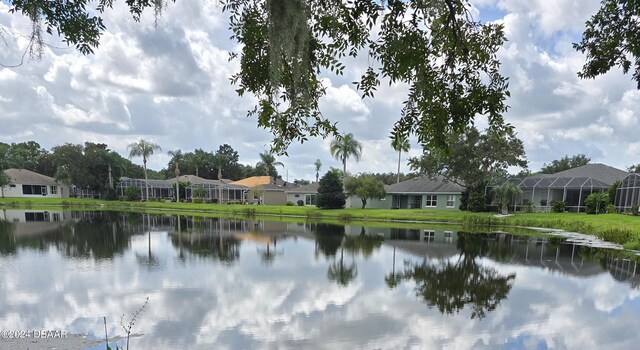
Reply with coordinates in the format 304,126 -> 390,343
0,209 -> 70,236
1,209 -> 67,223
0,210 -> 130,259
383,231 -> 639,289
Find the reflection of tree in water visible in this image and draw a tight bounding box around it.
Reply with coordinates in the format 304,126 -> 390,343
136,213 -> 159,267
0,219 -> 17,255
168,216 -> 244,264
312,223 -> 356,286
60,212 -> 130,259
388,232 -> 516,319
169,232 -> 241,264
314,224 -> 384,287
314,223 -> 345,259
327,246 -> 357,287
0,211 -> 130,259
258,240 -> 285,266
342,228 -> 383,259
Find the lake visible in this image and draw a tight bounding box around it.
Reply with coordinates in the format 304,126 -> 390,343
0,209 -> 639,349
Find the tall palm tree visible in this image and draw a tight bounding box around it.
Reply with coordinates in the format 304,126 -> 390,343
213,153 -> 228,203
168,149 -> 183,202
314,159 -> 322,183
127,139 -> 161,201
391,134 -> 410,184
258,152 -> 284,179
330,133 -> 362,175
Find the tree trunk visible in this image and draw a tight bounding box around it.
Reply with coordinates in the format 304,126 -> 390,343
218,167 -> 223,204
143,158 -> 149,201
397,150 -> 401,184
316,172 -> 319,183
361,198 -> 367,209
501,202 -> 508,215
343,157 -> 347,175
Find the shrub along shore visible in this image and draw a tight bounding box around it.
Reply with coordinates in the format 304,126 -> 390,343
1,197 -> 640,249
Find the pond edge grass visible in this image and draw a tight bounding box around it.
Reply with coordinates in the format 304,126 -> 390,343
2,197 -> 640,247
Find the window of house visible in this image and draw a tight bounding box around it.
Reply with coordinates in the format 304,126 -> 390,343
424,230 -> 435,242
425,195 -> 437,207
305,194 -> 317,206
22,185 -> 45,195
446,195 -> 455,208
52,213 -> 61,222
25,212 -> 48,222
444,231 -> 453,243
50,186 -> 58,195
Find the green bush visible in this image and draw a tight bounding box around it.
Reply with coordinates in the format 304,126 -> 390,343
525,202 -> 535,213
103,188 -> 118,201
337,213 -> 352,222
192,198 -> 202,204
585,192 -> 608,214
124,187 -> 140,201
459,181 -> 487,212
551,200 -> 565,213
606,204 -> 617,214
466,191 -> 486,212
632,203 -> 639,216
316,171 -> 345,209
286,201 -> 294,206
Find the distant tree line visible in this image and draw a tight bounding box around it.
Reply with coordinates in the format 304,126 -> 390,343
0,141 -> 148,194
0,140 -> 292,195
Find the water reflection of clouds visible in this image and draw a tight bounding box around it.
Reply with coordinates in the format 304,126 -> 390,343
1,228 -> 640,349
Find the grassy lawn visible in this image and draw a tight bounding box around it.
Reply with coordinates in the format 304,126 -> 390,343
2,197 -> 640,247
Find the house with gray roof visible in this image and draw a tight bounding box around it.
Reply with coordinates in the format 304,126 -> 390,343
286,182 -> 320,206
1,168 -> 69,198
384,176 -> 464,210
284,176 -> 462,209
539,163 -> 628,186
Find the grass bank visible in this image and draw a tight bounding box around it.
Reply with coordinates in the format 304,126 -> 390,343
1,197 -> 640,247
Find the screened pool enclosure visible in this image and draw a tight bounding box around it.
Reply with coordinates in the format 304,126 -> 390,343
116,177 -> 247,203
493,176 -> 609,212
615,173 -> 640,212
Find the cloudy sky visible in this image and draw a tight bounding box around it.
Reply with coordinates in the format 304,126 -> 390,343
0,0 -> 638,181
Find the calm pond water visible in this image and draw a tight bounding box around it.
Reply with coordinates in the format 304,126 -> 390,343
0,210 -> 639,349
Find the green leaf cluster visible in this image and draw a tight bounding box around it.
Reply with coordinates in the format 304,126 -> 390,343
344,175 -> 386,209
316,170 -> 345,209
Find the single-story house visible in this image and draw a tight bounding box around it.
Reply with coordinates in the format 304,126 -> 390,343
232,176 -> 297,205
384,176 -> 463,210
495,163 -> 628,212
1,168 -> 69,198
284,176 -> 461,209
286,182 -> 319,206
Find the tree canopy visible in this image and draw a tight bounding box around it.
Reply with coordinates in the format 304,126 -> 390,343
8,0 -> 511,154
408,126 -> 527,189
316,170 -> 346,209
574,0 -> 640,88
330,133 -> 362,175
540,154 -> 590,174
344,174 -> 386,209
